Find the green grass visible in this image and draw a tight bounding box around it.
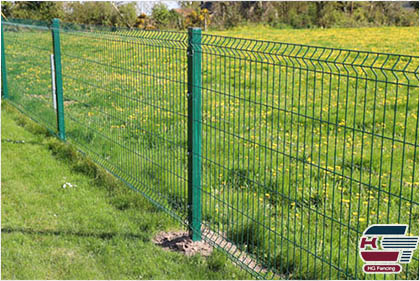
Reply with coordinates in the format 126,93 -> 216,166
1,103 -> 250,280
2,22 -> 419,279
210,25 -> 419,55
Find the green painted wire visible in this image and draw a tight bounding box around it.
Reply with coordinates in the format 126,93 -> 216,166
3,19 -> 419,280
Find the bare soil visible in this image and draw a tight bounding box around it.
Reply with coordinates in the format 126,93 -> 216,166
153,228 -> 279,278
152,230 -> 213,257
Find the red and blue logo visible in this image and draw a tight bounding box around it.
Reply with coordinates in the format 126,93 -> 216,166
359,224 -> 418,274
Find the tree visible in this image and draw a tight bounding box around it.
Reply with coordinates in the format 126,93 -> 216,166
1,1 -> 14,18
410,1 -> 419,10
1,1 -> 418,29
5,1 -> 65,21
151,3 -> 171,27
65,2 -> 137,27
112,2 -> 137,28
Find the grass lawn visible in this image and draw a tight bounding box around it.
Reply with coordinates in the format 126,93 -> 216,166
1,103 -> 249,280
2,22 -> 419,279
211,25 -> 419,55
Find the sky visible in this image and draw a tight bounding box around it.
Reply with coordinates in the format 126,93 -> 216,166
135,1 -> 180,15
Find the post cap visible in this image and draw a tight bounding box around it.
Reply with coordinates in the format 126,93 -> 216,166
188,27 -> 202,33
52,18 -> 60,26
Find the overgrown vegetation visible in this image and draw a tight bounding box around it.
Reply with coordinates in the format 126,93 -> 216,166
1,1 -> 138,28
1,1 -> 419,30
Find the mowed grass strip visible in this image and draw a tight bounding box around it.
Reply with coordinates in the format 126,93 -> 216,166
1,103 -> 249,280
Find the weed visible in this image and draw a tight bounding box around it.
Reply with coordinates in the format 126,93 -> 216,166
225,168 -> 253,190
207,250 -> 227,271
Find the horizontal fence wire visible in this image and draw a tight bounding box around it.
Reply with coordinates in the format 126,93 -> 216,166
59,23 -> 190,226
2,18 -> 419,280
3,19 -> 56,133
199,34 -> 419,279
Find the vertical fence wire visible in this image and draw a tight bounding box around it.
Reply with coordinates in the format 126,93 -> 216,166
3,19 -> 57,133
58,23 -> 190,225
199,35 -> 419,279
2,18 -> 419,280
1,19 -> 9,99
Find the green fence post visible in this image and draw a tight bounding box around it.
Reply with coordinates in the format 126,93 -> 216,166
1,18 -> 8,99
187,27 -> 202,241
51,18 -> 66,141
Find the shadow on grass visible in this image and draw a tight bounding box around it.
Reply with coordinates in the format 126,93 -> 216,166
1,226 -> 149,242
1,139 -> 44,145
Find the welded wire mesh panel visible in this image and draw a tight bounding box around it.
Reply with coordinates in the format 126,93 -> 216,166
3,18 -> 419,280
58,24 -> 190,221
199,35 -> 419,279
3,19 -> 56,132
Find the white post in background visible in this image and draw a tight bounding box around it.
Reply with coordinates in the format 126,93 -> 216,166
50,54 -> 57,110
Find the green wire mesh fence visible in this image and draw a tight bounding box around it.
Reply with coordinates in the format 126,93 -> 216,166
2,18 -> 419,280
2,18 -> 57,133
199,34 -> 419,279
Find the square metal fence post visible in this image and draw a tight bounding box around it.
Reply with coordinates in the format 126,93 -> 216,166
1,18 -> 9,99
187,27 -> 202,241
51,18 -> 66,141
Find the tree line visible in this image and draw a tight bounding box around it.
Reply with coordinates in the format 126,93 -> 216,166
199,1 -> 419,29
1,1 -> 418,30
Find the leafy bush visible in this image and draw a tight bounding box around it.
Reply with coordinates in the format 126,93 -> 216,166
151,3 -> 171,28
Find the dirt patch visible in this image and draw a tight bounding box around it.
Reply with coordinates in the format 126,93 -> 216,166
153,228 -> 281,278
153,231 -> 213,257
